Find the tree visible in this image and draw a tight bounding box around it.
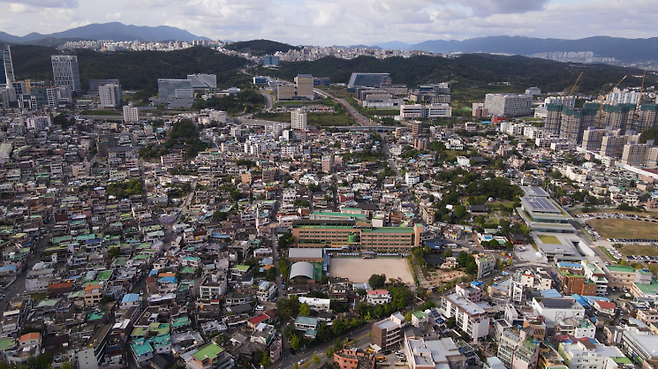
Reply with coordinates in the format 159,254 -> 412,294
108,246 -> 120,259
289,335 -> 301,350
442,248 -> 453,258
299,303 -> 311,317
368,274 -> 387,289
326,347 -> 334,359
260,352 -> 270,368
454,205 -> 466,219
312,353 -> 321,369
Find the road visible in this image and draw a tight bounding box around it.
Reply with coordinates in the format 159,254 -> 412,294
260,88 -> 274,111
313,88 -> 370,127
272,323 -> 373,369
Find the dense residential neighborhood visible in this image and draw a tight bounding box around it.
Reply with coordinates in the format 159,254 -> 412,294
2,38 -> 658,369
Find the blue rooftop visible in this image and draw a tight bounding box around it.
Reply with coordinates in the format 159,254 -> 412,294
540,289 -> 562,298
121,293 -> 140,304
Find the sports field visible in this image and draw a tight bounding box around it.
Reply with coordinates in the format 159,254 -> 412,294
329,258 -> 414,285
587,218 -> 658,239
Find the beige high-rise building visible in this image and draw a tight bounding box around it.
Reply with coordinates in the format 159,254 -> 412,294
291,109 -> 307,130
600,133 -> 627,158
294,74 -> 314,99
622,144 -> 647,166
277,85 -> 295,100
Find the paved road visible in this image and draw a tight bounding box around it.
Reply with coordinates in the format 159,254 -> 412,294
272,323 -> 373,369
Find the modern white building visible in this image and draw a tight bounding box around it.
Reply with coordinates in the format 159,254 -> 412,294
123,102 -> 139,122
298,296 -> 331,312
530,297 -> 585,327
366,290 -> 392,305
400,103 -> 452,119
484,93 -> 532,117
405,172 -> 420,186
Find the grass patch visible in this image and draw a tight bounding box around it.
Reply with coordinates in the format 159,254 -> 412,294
599,246 -> 619,263
587,218 -> 658,240
538,235 -> 561,244
617,244 -> 658,257
30,292 -> 48,301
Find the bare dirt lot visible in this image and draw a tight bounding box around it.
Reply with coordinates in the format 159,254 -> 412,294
329,258 -> 415,285
587,218 -> 658,239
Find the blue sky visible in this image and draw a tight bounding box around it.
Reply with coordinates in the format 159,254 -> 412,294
0,0 -> 656,46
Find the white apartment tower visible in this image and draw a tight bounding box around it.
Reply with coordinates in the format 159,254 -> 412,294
51,55 -> 82,92
291,109 -> 307,130
123,102 -> 139,123
98,84 -> 122,108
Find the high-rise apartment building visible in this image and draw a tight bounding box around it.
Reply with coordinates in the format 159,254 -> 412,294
484,93 -> 532,117
51,55 -> 82,92
581,129 -> 606,152
123,102 -> 139,123
291,109 -> 307,130
600,133 -> 628,158
294,74 -> 314,99
98,84 -> 122,108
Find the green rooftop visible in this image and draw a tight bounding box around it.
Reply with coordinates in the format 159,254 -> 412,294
0,338 -> 15,351
607,265 -> 635,273
234,265 -> 250,272
130,339 -> 153,356
98,270 -> 113,280
88,311 -> 105,321
193,343 -> 225,361
634,279 -> 658,295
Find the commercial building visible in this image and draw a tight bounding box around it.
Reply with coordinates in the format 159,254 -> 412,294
51,55 -> 82,93
348,73 -> 391,89
604,265 -> 636,288
400,104 -> 451,119
98,84 -> 122,108
263,55 -> 280,67
158,79 -> 193,99
438,292 -> 490,340
291,109 -> 307,130
294,74 -> 314,99
484,94 -> 532,117
333,348 -> 375,369
88,79 -> 120,93
475,256 -> 495,279
187,74 -> 217,89
371,313 -> 405,351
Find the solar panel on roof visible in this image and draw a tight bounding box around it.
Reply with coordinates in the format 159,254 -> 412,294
541,299 -> 573,309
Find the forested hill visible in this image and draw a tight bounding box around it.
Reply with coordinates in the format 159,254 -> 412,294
7,45 -> 249,92
224,39 -> 299,56
263,54 -> 653,95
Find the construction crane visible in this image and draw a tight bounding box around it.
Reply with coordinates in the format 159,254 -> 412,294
568,71 -> 584,97
596,75 -> 627,128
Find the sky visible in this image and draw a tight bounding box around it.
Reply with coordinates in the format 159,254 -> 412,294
0,0 -> 657,46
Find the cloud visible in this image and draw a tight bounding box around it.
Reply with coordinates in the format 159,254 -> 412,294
460,0 -> 550,15
0,0 -> 78,9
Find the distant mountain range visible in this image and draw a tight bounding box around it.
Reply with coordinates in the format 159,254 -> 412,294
0,22 -> 208,44
372,36 -> 658,62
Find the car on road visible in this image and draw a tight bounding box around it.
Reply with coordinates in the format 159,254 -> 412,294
298,359 -> 306,365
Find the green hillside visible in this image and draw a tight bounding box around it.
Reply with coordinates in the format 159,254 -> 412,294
10,45 -> 250,92
224,39 -> 298,56
260,54 -> 652,96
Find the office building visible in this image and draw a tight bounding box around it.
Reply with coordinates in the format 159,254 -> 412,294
291,109 -> 307,130
263,55 -> 280,67
371,313 -> 405,351
484,93 -> 532,117
123,102 -> 139,122
88,79 -> 120,93
98,84 -> 122,108
3,45 -> 15,84
294,74 -> 314,99
348,73 -> 391,89
157,79 -> 193,99
277,85 -> 295,100
187,74 -> 217,89
400,104 -> 451,119
516,186 -> 575,233
51,55 -> 82,92
439,292 -> 490,340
